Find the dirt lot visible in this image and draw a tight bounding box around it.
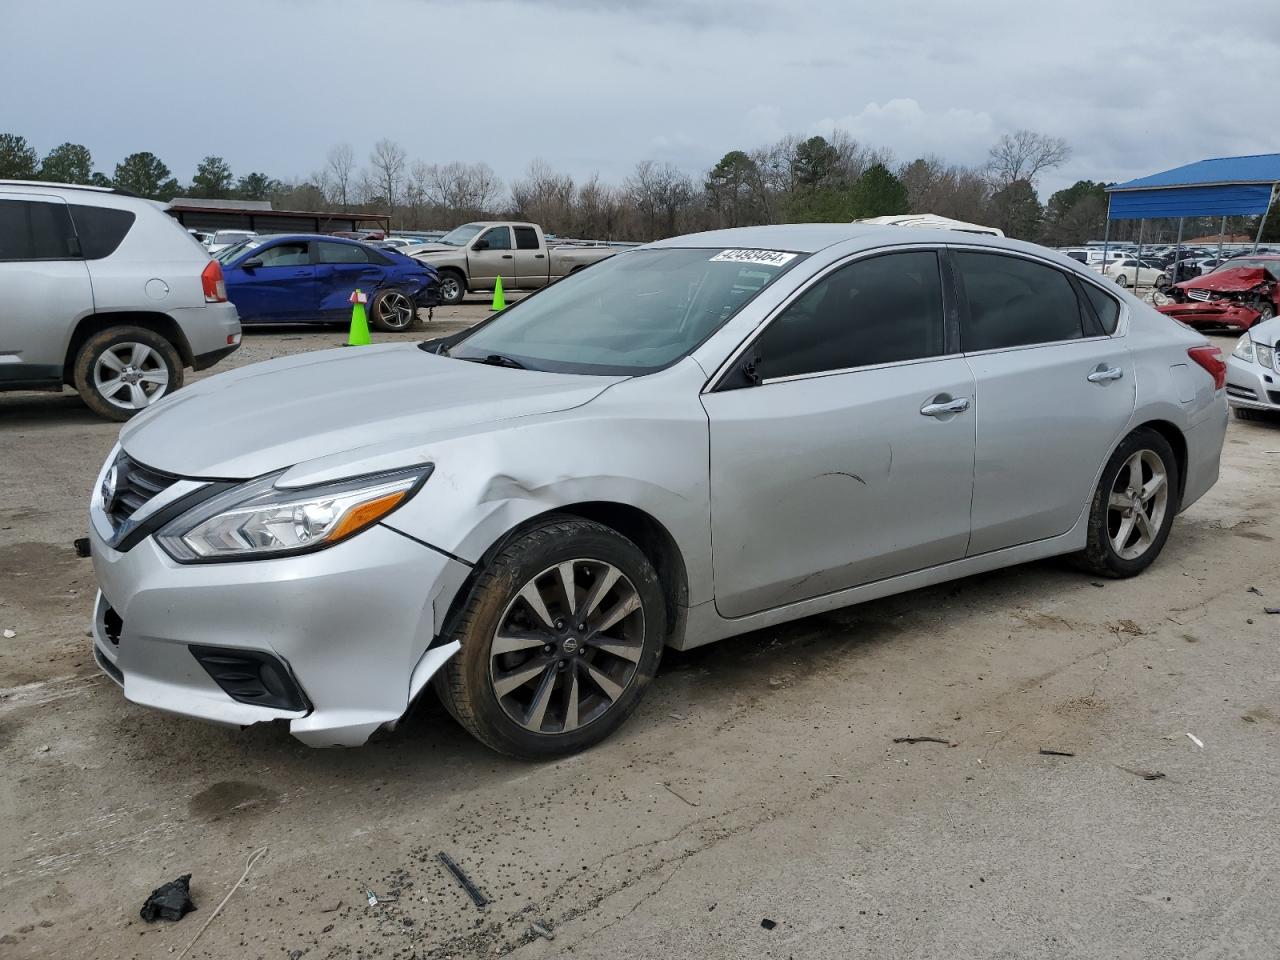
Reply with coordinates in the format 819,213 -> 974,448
1,321 -> 1278,960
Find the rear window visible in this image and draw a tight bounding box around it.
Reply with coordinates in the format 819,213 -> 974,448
68,204 -> 135,260
514,226 -> 540,250
956,251 -> 1085,351
0,198 -> 78,261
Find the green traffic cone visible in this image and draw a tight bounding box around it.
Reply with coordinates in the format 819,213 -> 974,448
347,289 -> 371,346
491,275 -> 506,312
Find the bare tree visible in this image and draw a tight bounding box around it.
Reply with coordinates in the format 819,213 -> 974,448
574,174 -> 622,239
369,139 -> 407,224
419,161 -> 503,224
624,160 -> 694,240
987,130 -> 1071,187
898,155 -> 993,223
325,143 -> 355,210
510,159 -> 576,234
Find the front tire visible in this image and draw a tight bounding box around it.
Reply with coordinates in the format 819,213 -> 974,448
437,270 -> 466,306
434,517 -> 666,759
72,326 -> 183,422
370,288 -> 418,332
1072,428 -> 1179,578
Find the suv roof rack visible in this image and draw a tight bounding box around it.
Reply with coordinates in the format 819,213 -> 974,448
0,179 -> 141,198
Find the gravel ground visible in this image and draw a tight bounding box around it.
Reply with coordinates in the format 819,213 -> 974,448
1,323 -> 1278,960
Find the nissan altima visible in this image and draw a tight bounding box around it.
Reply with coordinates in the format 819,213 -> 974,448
88,225 -> 1228,758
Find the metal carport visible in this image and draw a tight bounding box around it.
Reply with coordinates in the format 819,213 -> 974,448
1103,154 -> 1280,280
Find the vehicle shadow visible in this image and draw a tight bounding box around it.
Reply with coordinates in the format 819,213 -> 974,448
0,389 -> 102,428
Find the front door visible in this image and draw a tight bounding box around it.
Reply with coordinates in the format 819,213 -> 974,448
225,239 -> 316,322
0,194 -> 94,384
950,249 -> 1136,555
468,226 -> 514,289
703,250 -> 977,619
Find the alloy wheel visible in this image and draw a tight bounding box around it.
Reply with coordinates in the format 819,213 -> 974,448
92,342 -> 170,411
1107,449 -> 1169,561
488,559 -> 645,735
377,291 -> 416,330
439,276 -> 461,302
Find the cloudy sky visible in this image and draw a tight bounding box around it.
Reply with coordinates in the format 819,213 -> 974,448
5,0 -> 1277,198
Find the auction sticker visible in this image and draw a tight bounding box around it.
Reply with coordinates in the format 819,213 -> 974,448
710,249 -> 798,267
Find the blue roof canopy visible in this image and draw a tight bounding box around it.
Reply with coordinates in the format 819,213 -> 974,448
1106,154 -> 1280,221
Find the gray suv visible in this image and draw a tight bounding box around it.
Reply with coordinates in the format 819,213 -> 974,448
0,181 -> 241,420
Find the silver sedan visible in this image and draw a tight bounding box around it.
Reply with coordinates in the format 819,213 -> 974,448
87,225 -> 1228,758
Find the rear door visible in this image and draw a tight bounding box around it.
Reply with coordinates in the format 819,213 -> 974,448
315,240 -> 385,317
704,249 -> 977,618
511,225 -> 547,288
0,194 -> 94,385
224,239 -> 316,322
951,248 -> 1135,555
468,226 -> 514,289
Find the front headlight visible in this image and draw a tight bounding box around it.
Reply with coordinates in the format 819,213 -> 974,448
1232,335 -> 1255,362
156,465 -> 431,562
1257,343 -> 1276,371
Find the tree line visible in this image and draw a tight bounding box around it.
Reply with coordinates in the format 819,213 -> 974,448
4,129 -> 1271,245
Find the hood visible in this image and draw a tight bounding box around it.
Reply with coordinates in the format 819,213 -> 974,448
409,244 -> 458,257
1248,314 -> 1280,345
1176,267 -> 1271,293
120,344 -> 622,479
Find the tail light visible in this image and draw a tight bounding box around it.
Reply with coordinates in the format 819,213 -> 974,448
201,259 -> 227,303
1187,345 -> 1226,390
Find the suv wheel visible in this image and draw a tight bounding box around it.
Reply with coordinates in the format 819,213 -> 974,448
434,516 -> 666,759
73,326 -> 183,421
1072,427 -> 1180,578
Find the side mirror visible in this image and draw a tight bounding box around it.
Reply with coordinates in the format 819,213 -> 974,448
242,257 -> 263,270
472,239 -> 490,251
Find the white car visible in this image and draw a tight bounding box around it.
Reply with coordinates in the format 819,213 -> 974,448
1060,248 -> 1126,268
1225,317 -> 1280,421
206,230 -> 258,255
1105,258 -> 1166,288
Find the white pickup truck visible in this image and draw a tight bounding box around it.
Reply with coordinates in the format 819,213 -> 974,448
405,221 -> 619,305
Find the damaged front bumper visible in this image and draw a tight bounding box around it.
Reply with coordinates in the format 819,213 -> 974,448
89,522 -> 470,746
1156,301 -> 1262,331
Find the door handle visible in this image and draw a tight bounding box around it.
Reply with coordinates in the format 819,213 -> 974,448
534,254 -> 545,259
501,254 -> 513,259
1087,366 -> 1124,383
920,395 -> 971,418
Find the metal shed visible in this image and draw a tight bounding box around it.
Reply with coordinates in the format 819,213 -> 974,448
1103,154 -> 1280,274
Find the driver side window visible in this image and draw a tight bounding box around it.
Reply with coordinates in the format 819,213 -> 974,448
477,227 -> 512,250
753,251 -> 947,381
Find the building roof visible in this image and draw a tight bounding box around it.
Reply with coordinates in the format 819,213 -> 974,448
1108,154 -> 1280,191
171,196 -> 274,210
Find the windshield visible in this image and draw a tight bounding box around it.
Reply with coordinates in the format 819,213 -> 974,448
434,223 -> 485,247
214,238 -> 260,263
1213,258 -> 1280,280
447,247 -> 805,375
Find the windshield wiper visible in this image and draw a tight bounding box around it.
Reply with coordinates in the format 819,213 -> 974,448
461,353 -> 527,369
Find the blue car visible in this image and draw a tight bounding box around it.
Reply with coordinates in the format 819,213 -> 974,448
215,234 -> 439,330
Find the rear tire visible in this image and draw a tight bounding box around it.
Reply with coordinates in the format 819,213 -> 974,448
72,326 -> 183,422
434,516 -> 666,759
1071,428 -> 1179,578
437,270 -> 466,306
1116,274 -> 1130,288
370,287 -> 418,332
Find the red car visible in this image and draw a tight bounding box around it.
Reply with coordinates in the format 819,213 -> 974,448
1156,255 -> 1280,331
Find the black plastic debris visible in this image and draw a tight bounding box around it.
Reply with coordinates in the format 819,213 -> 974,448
73,537 -> 91,558
1039,748 -> 1075,757
438,852 -> 489,910
761,918 -> 777,930
1264,607 -> 1280,615
893,736 -> 951,746
139,874 -> 195,922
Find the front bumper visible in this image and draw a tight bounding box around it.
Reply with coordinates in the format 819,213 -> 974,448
89,521 -> 470,746
1156,301 -> 1262,330
1226,354 -> 1280,412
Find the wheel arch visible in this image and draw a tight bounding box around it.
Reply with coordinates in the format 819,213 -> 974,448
439,501 -> 691,648
1128,418 -> 1188,502
63,311 -> 193,383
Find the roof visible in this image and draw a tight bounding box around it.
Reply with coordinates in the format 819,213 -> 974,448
1105,154 -> 1280,220
1108,154 -> 1280,191
645,223 -> 1055,258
